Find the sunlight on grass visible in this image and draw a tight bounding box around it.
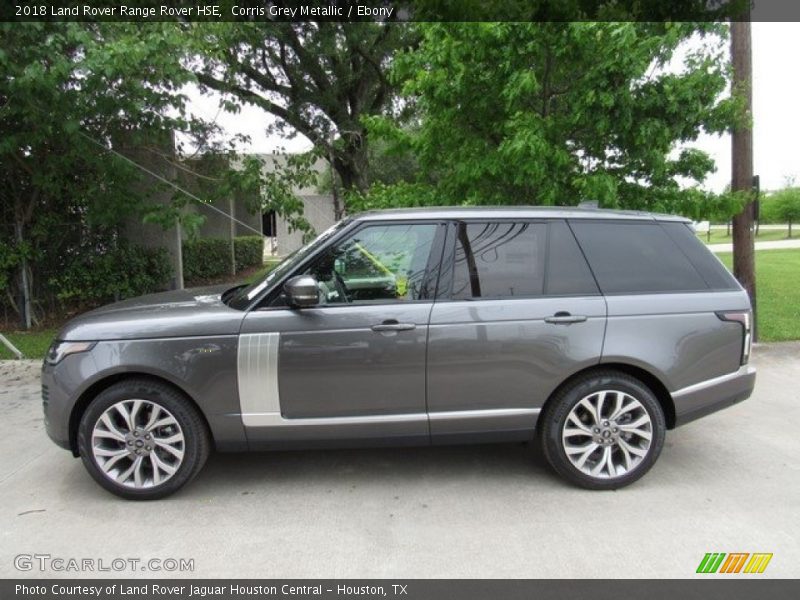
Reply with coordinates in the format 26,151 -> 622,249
717,249 -> 800,342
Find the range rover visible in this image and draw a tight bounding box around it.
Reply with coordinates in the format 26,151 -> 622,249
42,207 -> 756,499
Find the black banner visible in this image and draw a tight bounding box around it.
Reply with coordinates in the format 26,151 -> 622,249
3,0 -> 800,23
3,580 -> 800,600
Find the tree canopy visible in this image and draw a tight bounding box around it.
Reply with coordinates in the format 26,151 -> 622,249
366,22 -> 739,213
188,21 -> 418,206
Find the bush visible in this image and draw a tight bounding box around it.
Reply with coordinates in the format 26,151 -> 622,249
182,236 -> 264,283
51,241 -> 171,304
234,236 -> 264,271
182,238 -> 232,281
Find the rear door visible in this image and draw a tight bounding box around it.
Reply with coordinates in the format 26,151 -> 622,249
426,219 -> 606,442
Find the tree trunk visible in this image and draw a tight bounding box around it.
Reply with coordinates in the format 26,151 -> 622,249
731,19 -> 757,340
229,197 -> 236,276
14,220 -> 32,330
329,131 -> 369,218
332,151 -> 369,217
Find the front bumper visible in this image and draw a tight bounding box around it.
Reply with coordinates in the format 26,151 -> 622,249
672,364 -> 757,427
41,362 -> 73,451
41,350 -> 100,454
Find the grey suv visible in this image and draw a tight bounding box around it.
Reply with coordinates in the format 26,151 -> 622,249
42,207 -> 755,499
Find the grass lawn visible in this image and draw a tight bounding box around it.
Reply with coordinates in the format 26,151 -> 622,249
716,249 -> 800,342
0,328 -> 58,361
698,228 -> 795,245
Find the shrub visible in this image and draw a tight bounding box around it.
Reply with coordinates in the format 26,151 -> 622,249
234,236 -> 264,271
182,238 -> 232,281
183,237 -> 264,283
51,241 -> 171,304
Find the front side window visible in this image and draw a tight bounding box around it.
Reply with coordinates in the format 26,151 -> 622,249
307,223 -> 438,304
451,222 -> 547,299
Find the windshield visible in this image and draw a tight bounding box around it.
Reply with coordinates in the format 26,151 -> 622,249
226,219 -> 350,310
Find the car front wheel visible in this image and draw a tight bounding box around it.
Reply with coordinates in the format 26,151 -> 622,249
539,371 -> 666,490
78,379 -> 210,500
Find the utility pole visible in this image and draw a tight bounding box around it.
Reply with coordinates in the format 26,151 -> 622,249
731,17 -> 757,340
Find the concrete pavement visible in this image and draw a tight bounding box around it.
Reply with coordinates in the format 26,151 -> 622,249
0,345 -> 799,579
707,238 -> 800,252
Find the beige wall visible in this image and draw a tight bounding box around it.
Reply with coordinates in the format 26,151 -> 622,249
276,194 -> 336,255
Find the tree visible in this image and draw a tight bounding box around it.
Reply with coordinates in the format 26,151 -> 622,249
188,21 -> 418,214
0,23 -> 222,326
372,22 -> 738,212
772,188 -> 800,238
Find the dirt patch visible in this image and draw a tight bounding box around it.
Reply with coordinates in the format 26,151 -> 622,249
0,360 -> 41,386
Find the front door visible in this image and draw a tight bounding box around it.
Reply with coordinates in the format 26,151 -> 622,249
240,221 -> 445,446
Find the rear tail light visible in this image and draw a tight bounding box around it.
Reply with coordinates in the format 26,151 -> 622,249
717,310 -> 752,365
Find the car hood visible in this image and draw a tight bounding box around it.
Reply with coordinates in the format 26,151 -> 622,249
58,285 -> 246,341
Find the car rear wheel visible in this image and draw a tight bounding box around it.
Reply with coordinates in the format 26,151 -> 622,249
539,371 -> 666,490
78,379 -> 211,500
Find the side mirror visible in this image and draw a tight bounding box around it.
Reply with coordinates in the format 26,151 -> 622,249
283,275 -> 320,308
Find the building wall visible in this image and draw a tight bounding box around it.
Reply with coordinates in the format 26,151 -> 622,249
276,194 -> 337,255
119,132 -> 186,289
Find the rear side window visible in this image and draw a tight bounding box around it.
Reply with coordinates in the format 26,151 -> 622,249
452,222 -> 546,299
660,222 -> 740,290
569,221 -> 708,294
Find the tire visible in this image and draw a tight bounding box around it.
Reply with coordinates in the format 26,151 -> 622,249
78,378 -> 211,500
539,370 -> 666,490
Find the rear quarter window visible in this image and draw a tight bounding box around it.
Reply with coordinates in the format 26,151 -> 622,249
569,220 -> 710,294
660,222 -> 741,290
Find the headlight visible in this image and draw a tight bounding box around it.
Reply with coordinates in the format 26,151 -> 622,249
46,341 -> 96,365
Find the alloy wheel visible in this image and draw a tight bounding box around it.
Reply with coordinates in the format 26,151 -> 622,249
561,390 -> 653,479
91,399 -> 185,489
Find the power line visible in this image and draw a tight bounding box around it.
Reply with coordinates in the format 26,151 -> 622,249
76,130 -> 266,238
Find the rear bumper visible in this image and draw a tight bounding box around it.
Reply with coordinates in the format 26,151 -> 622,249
672,364 -> 756,427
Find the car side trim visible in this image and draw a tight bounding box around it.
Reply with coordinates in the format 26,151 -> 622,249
428,408 -> 540,420
242,412 -> 429,428
237,332 -> 281,426
241,409 -> 540,429
671,364 -> 755,398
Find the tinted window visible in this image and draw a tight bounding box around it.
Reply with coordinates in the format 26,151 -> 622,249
307,223 -> 437,304
661,222 -> 740,290
546,221 -> 599,296
452,222 -> 546,299
569,221 -> 708,294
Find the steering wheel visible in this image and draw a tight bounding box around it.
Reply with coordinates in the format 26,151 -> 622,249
332,269 -> 352,303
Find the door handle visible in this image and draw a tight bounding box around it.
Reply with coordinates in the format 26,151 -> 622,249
544,312 -> 588,325
371,320 -> 417,332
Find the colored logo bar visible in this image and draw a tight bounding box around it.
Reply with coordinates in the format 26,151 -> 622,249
696,553 -> 773,574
